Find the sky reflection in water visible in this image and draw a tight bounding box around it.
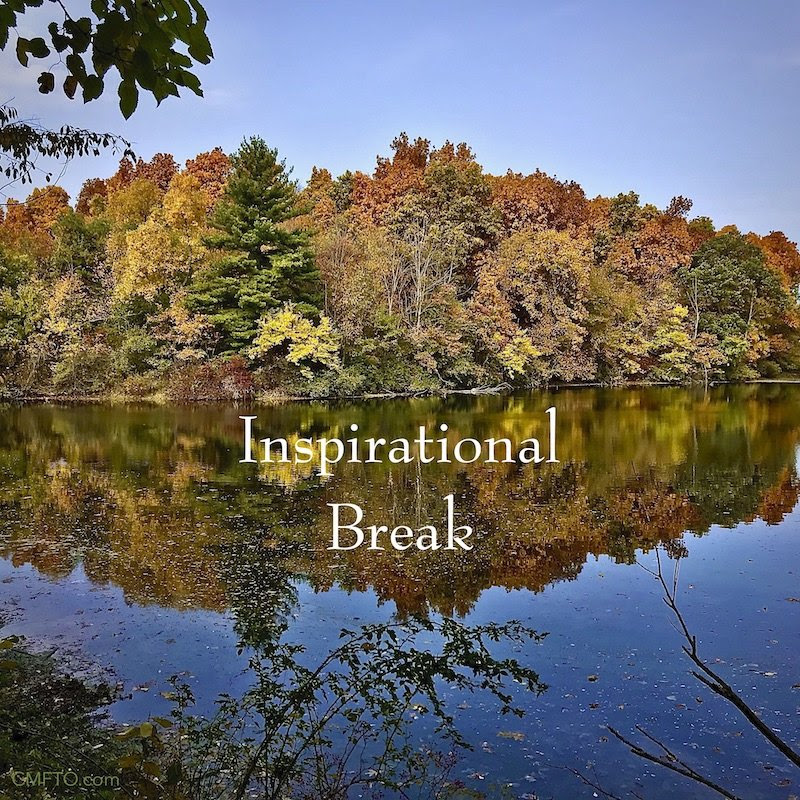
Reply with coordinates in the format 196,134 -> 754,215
0,385 -> 798,799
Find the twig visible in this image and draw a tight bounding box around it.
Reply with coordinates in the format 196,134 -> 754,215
607,725 -> 742,800
649,550 -> 800,769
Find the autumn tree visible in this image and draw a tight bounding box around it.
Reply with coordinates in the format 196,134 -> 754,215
475,229 -> 593,382
354,133 -> 429,223
26,186 -> 71,229
250,302 -> 340,379
49,209 -> 110,286
489,169 -> 587,234
0,245 -> 37,386
76,178 -> 108,216
186,137 -> 322,353
750,230 -> 800,290
3,131 -> 800,398
185,147 -> 232,208
133,153 -> 178,193
679,232 -> 793,377
0,197 -> 54,260
113,176 -> 208,304
104,178 -> 162,231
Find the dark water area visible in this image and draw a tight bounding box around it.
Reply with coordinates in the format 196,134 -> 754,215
0,386 -> 798,799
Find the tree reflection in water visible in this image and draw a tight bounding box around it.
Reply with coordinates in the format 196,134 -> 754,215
0,385 -> 798,796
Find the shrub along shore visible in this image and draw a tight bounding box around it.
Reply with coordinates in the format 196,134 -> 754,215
2,134 -> 800,401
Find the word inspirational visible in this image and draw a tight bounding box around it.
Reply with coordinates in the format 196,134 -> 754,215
240,407 -> 558,552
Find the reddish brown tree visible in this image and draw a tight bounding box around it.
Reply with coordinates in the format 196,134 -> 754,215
184,147 -> 232,207
76,178 -> 108,216
134,153 -> 178,193
489,170 -> 588,234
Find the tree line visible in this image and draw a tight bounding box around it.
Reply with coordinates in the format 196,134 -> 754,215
1,133 -> 799,399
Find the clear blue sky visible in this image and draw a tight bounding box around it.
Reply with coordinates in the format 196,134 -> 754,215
2,0 -> 799,238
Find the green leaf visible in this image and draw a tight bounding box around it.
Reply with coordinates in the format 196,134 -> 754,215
82,74 -> 104,102
118,79 -> 139,118
170,0 -> 193,25
65,52 -> 87,78
139,721 -> 154,738
37,71 -> 55,93
64,16 -> 92,53
186,24 -> 212,63
188,0 -> 209,25
132,48 -> 157,90
76,16 -> 92,38
47,21 -> 69,52
63,74 -> 78,99
178,71 -> 201,94
27,35 -> 49,57
116,754 -> 140,769
99,9 -> 125,40
165,761 -> 182,785
0,5 -> 15,33
15,37 -> 29,66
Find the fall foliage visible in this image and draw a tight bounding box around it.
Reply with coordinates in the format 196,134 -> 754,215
1,133 -> 799,399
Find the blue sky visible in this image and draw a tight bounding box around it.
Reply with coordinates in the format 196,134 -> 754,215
2,0 -> 799,238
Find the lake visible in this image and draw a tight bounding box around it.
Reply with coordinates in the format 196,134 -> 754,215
0,385 -> 798,799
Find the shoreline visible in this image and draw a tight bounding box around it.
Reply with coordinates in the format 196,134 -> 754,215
3,378 -> 800,406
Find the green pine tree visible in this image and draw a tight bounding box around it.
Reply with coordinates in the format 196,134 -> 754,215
186,136 -> 322,353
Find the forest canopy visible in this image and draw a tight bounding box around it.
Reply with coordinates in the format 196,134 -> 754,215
1,133 -> 799,400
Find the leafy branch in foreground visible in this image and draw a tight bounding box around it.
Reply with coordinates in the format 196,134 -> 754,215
118,618 -> 547,800
0,103 -> 134,186
0,632 -> 128,800
0,0 -> 212,189
1,0 -> 212,118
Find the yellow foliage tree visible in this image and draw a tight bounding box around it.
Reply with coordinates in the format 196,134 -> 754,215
250,303 -> 340,377
113,210 -> 206,303
111,175 -> 210,304
104,178 -> 161,230
162,173 -> 209,230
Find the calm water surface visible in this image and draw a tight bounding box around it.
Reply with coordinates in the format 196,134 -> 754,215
0,386 -> 798,799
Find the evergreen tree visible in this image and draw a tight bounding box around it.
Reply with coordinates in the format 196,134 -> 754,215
186,137 -> 322,353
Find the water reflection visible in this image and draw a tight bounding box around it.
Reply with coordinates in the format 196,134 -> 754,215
0,385 -> 798,616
